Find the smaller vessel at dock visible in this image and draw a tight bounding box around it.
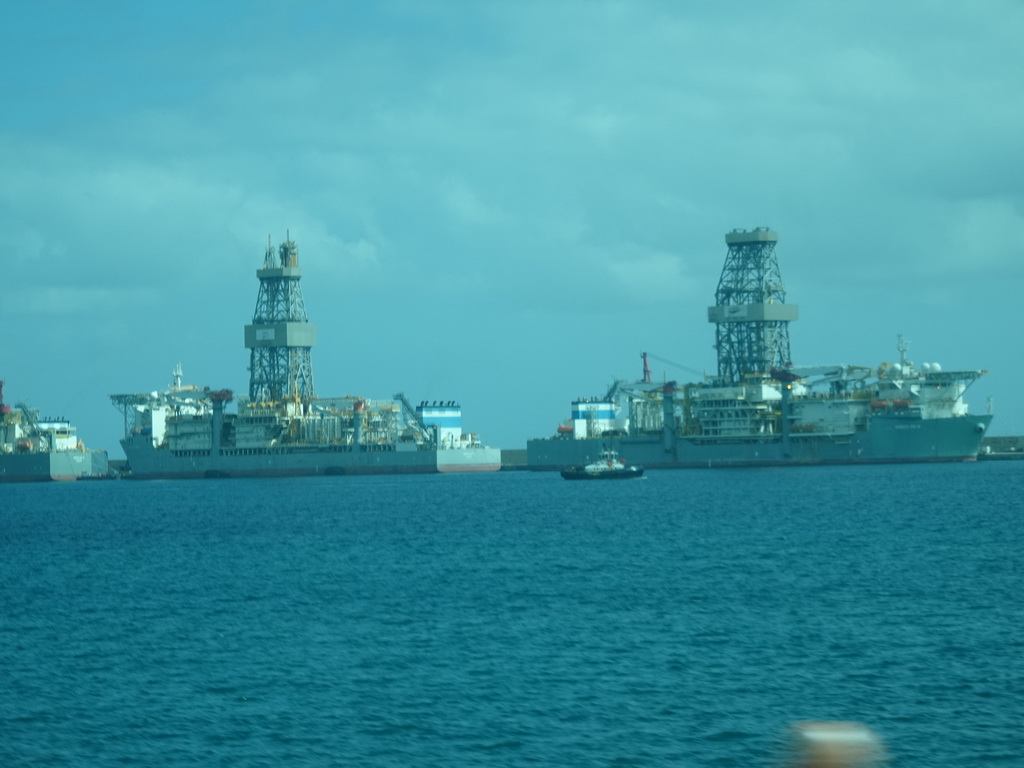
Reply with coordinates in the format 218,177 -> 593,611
561,448 -> 644,480
0,381 -> 110,482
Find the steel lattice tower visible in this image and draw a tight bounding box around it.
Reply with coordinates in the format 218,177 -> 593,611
244,238 -> 317,402
707,228 -> 798,383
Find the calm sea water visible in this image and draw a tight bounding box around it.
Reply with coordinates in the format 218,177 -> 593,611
1,463 -> 1021,767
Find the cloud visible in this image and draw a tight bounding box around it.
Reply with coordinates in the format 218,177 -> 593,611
6,286 -> 159,316
439,177 -> 506,226
2,0 -> 1023,450
606,249 -> 694,303
949,197 -> 1024,272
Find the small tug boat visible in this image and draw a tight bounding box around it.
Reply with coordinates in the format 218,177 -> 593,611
560,449 -> 644,480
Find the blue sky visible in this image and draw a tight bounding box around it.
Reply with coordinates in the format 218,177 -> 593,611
2,0 -> 1022,458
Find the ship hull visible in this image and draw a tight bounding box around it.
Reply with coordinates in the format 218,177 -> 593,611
0,451 -> 110,483
561,467 -> 645,480
120,436 -> 501,479
528,414 -> 993,470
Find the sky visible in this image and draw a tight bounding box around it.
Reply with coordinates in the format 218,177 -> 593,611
2,0 -> 1023,459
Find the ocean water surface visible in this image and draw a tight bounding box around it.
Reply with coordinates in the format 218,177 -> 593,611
1,462 -> 1021,766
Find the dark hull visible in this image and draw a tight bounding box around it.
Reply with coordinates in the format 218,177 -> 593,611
532,414 -> 993,471
0,451 -> 109,483
560,467 -> 645,480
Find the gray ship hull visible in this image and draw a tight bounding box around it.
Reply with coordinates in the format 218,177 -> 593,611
0,450 -> 110,482
528,413 -> 993,470
121,435 -> 501,479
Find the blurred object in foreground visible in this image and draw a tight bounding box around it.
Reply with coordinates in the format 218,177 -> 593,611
784,721 -> 887,768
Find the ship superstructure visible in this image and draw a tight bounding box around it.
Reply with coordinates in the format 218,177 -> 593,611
111,239 -> 500,478
1,381 -> 109,481
528,228 -> 991,469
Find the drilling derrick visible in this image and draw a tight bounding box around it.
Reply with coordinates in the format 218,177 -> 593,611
707,228 -> 798,384
244,238 -> 317,403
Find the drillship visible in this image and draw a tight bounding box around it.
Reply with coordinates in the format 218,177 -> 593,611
111,238 -> 501,479
1,381 -> 109,482
528,228 -> 992,470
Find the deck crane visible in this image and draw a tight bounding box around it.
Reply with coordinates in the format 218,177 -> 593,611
394,392 -> 437,446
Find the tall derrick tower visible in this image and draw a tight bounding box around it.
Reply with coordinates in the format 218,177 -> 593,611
244,238 -> 317,402
707,228 -> 798,384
